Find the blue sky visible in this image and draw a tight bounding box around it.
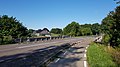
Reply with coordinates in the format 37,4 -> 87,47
0,0 -> 117,30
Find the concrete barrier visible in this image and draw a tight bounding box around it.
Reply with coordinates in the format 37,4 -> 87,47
94,36 -> 102,43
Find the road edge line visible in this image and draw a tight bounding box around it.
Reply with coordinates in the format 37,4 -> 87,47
84,45 -> 89,67
84,61 -> 87,67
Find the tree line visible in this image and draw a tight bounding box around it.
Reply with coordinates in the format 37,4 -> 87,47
0,5 -> 120,47
62,22 -> 101,36
0,15 -> 102,45
62,4 -> 120,47
62,5 -> 120,47
0,15 -> 101,45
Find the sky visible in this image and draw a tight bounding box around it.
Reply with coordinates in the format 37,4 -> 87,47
0,0 -> 117,30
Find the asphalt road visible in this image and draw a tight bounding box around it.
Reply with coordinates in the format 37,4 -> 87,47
48,36 -> 94,67
0,36 -> 95,67
0,38 -> 78,56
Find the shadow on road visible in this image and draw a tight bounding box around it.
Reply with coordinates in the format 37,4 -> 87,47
0,45 -> 56,60
67,46 -> 85,53
71,46 -> 84,49
0,45 -> 57,67
49,57 -> 81,67
49,46 -> 85,67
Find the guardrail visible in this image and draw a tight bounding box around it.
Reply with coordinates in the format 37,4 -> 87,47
14,35 -> 70,44
94,36 -> 103,43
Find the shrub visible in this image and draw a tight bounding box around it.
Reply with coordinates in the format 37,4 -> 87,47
0,38 -> 2,44
2,36 -> 13,44
102,34 -> 111,45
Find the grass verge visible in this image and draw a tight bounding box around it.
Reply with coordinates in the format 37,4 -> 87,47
108,47 -> 120,66
87,42 -> 117,67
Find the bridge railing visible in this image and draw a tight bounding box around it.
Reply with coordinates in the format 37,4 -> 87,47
94,36 -> 103,43
14,35 -> 70,44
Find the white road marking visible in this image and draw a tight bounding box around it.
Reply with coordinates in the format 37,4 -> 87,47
63,51 -> 67,55
84,61 -> 87,67
0,57 -> 13,62
55,58 -> 60,63
0,60 -> 5,62
85,50 -> 87,53
84,53 -> 86,57
86,45 -> 89,49
84,45 -> 89,67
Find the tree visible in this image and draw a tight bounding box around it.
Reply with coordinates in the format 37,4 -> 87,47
50,28 -> 62,34
80,27 -> 92,36
79,24 -> 93,36
111,6 -> 120,46
43,28 -> 49,32
28,29 -> 35,37
114,0 -> 120,4
102,6 -> 120,47
0,15 -> 29,44
63,21 -> 80,36
91,23 -> 101,35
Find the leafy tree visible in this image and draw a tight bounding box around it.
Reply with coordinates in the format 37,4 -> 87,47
102,6 -> 120,47
91,23 -> 101,35
0,15 -> 29,44
63,22 -> 101,36
63,21 -> 80,36
28,29 -> 35,37
43,28 -> 49,32
50,28 -> 62,34
81,24 -> 92,28
114,0 -> 120,4
80,27 -> 92,36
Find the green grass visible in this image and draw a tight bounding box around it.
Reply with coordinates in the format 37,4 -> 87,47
87,42 -> 117,67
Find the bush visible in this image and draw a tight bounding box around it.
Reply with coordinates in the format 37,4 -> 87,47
87,43 -> 116,67
2,36 -> 13,44
0,38 -> 2,44
102,34 -> 111,45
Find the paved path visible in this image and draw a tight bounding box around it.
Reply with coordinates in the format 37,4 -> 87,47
49,37 -> 93,67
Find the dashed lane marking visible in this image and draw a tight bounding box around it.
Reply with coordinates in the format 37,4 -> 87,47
84,53 -> 86,57
84,61 -> 87,67
85,50 -> 87,53
55,58 -> 60,63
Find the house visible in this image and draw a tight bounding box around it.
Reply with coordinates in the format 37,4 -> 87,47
33,28 -> 50,37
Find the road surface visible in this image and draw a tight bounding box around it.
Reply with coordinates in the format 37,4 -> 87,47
0,36 -> 95,67
0,38 -> 79,56
49,36 -> 94,67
